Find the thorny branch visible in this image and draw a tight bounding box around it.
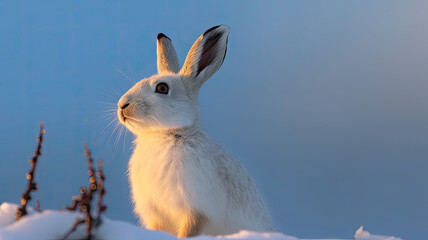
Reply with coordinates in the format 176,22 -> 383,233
16,122 -> 45,219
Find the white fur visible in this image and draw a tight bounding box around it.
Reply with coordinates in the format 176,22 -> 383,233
118,25 -> 275,237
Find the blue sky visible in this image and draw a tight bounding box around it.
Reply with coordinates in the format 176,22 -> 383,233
0,1 -> 427,239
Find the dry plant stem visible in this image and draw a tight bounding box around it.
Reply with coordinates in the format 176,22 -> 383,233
65,187 -> 87,211
62,218 -> 85,240
63,189 -> 94,239
16,122 -> 45,219
82,144 -> 97,239
96,159 -> 107,219
63,145 -> 106,240
35,200 -> 41,212
94,159 -> 107,228
82,191 -> 93,240
84,143 -> 98,199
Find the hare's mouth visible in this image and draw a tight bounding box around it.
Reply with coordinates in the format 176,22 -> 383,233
117,109 -> 128,124
118,110 -> 141,126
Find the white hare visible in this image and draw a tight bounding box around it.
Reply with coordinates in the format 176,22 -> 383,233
117,25 -> 275,238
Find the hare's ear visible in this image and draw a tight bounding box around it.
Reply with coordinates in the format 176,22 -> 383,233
180,25 -> 230,96
157,33 -> 180,74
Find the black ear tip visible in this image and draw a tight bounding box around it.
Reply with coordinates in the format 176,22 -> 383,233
157,33 -> 170,40
203,25 -> 221,36
203,25 -> 231,36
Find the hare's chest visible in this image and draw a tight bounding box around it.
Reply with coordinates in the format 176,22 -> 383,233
129,142 -> 190,206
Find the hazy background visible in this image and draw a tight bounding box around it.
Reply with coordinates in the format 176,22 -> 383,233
0,1 -> 427,239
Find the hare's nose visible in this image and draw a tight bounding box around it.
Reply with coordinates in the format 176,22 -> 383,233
120,103 -> 129,109
118,96 -> 130,109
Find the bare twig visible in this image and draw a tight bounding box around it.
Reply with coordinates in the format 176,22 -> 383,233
15,123 -> 110,239
84,143 -> 98,198
82,144 -> 97,239
94,159 -> 107,228
16,122 -> 45,219
62,217 -> 85,240
65,187 -> 87,211
63,145 -> 107,240
35,200 -> 41,212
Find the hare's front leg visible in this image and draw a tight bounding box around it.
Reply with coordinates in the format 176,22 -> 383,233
142,204 -> 177,235
145,218 -> 161,231
141,208 -> 164,231
177,211 -> 207,238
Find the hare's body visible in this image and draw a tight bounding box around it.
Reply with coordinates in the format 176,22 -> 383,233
129,126 -> 274,236
118,26 -> 274,237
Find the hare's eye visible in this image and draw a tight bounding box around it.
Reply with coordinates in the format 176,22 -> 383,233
155,82 -> 169,94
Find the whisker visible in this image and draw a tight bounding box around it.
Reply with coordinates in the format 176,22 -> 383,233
98,108 -> 118,113
116,68 -> 136,85
97,118 -> 118,140
92,86 -> 121,100
95,113 -> 117,121
97,112 -> 117,118
121,127 -> 131,152
108,122 -> 121,145
105,83 -> 123,98
127,64 -> 137,84
114,125 -> 125,149
97,102 -> 118,106
95,108 -> 118,120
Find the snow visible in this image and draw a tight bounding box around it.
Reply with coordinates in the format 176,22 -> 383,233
0,203 -> 33,229
0,202 -> 401,240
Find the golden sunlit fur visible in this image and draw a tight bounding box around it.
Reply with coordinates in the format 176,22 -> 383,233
118,26 -> 275,237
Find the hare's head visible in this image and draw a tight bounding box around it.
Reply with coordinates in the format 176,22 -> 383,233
117,26 -> 230,134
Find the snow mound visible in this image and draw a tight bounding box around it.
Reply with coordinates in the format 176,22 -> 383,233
353,226 -> 401,240
0,202 -> 401,240
0,203 -> 34,229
